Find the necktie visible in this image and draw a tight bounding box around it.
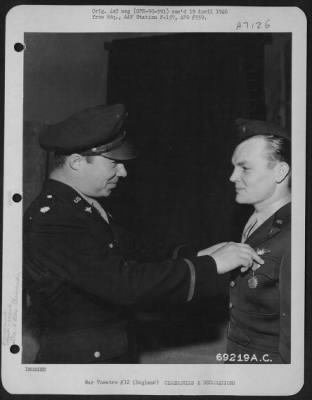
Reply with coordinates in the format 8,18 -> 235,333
90,200 -> 110,223
241,213 -> 258,243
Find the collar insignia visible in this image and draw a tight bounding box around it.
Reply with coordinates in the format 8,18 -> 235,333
74,196 -> 82,204
84,206 -> 92,213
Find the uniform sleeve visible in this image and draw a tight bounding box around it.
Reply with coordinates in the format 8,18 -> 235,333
279,246 -> 291,363
171,242 -> 203,259
24,213 -> 224,307
110,222 -> 175,262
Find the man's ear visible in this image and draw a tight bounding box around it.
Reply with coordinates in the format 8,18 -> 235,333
275,162 -> 290,183
67,154 -> 84,171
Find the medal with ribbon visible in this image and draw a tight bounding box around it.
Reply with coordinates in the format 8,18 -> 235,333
247,248 -> 271,289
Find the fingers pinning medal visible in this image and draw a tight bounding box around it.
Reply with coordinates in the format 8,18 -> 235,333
240,248 -> 264,273
240,260 -> 252,273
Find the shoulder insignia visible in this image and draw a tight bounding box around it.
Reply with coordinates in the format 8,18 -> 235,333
269,227 -> 280,236
40,206 -> 50,213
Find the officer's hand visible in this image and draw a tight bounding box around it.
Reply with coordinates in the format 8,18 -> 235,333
210,242 -> 264,274
197,242 -> 227,257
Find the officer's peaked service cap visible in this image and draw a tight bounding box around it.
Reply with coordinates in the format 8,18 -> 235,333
235,118 -> 290,142
40,104 -> 136,160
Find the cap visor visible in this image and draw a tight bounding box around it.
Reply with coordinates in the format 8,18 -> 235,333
101,136 -> 137,160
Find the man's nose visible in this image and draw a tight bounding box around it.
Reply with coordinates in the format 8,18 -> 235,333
116,163 -> 127,178
229,168 -> 238,182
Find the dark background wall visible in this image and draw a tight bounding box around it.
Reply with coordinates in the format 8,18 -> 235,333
23,33 -> 290,125
24,33 -> 291,245
23,33 -> 291,214
106,33 -> 268,249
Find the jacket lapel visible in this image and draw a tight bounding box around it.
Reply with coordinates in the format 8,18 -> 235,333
43,179 -> 111,226
245,203 -> 291,248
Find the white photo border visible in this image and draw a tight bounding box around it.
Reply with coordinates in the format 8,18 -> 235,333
2,5 -> 307,396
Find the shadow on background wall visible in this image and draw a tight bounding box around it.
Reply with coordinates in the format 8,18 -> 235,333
106,33 -> 271,249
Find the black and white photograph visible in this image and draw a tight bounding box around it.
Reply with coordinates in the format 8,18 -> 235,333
1,4 -> 307,396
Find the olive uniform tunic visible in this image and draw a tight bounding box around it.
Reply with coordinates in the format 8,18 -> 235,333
23,179 -> 225,363
227,203 -> 291,363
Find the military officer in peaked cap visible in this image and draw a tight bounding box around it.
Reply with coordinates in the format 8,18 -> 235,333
23,104 -> 263,364
227,118 -> 291,363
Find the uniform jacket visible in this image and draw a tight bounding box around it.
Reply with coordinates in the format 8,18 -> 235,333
23,179 -> 224,363
227,203 -> 291,363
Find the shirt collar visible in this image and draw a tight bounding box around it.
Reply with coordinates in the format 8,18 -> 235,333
254,194 -> 291,227
73,189 -> 109,223
45,179 -> 110,223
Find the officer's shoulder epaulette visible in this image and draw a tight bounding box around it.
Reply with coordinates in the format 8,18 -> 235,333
25,191 -> 61,223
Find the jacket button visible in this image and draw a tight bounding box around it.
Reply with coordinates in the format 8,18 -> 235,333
229,302 -> 233,309
108,243 -> 114,248
230,281 -> 236,288
94,351 -> 101,358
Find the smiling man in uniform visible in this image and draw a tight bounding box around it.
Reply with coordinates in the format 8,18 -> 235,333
23,104 -> 263,364
227,118 -> 291,363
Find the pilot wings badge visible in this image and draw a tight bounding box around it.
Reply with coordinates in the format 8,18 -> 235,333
256,248 -> 271,256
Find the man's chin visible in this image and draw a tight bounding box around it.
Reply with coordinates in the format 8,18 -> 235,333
102,189 -> 112,197
94,189 -> 112,198
235,194 -> 246,204
236,195 -> 253,205
97,184 -> 118,197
